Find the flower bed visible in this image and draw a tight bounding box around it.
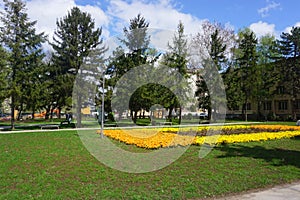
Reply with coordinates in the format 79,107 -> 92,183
102,129 -> 194,149
97,125 -> 300,149
162,124 -> 300,136
194,131 -> 300,145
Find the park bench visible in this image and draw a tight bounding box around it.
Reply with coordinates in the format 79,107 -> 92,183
104,123 -> 117,127
40,124 -> 60,129
60,121 -> 70,125
158,122 -> 172,126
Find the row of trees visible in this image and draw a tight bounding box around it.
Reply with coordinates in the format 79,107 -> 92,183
0,0 -> 105,128
107,16 -> 190,124
222,26 -> 300,121
0,0 -> 299,128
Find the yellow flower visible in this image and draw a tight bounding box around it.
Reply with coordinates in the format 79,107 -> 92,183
96,125 -> 300,149
193,131 -> 300,146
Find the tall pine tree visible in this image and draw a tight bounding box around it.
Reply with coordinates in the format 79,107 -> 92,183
277,27 -> 300,120
0,45 -> 8,104
162,21 -> 189,123
0,0 -> 46,129
236,28 -> 258,121
107,14 -> 153,123
195,29 -> 228,122
51,7 -> 104,127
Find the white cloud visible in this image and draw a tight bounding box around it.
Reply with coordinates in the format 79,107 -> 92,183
107,0 -> 205,36
1,0 -> 234,54
284,22 -> 300,34
258,0 -> 281,18
78,4 -> 110,37
26,0 -> 75,49
2,0 -> 207,53
249,21 -> 276,38
26,0 -> 110,43
0,0 -> 110,51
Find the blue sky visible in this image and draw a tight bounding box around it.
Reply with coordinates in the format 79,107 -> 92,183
177,0 -> 296,31
2,0 -> 299,44
73,0 -> 299,38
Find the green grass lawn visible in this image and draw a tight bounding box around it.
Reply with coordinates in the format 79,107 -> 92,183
1,130 -> 300,199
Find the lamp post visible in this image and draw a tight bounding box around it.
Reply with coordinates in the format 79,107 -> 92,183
100,68 -> 105,138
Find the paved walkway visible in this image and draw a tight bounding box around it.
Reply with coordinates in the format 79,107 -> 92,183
0,122 -> 263,133
215,181 -> 300,200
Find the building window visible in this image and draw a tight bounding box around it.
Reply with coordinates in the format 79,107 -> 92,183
295,100 -> 300,110
277,86 -> 285,94
243,103 -> 251,110
278,101 -> 288,110
228,104 -> 239,111
263,101 -> 272,110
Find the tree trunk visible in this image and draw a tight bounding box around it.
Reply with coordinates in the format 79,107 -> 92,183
133,111 -> 138,124
31,110 -> 35,120
45,106 -> 51,120
178,107 -> 182,124
17,104 -> 23,121
291,98 -> 297,121
208,108 -> 212,122
212,105 -> 217,123
257,100 -> 263,121
10,95 -> 15,130
243,101 -> 248,122
77,95 -> 82,128
168,107 -> 173,122
130,110 -> 134,122
50,108 -> 54,120
17,109 -> 22,121
58,107 -> 62,119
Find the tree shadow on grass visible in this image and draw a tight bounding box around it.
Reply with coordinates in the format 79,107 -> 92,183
215,138 -> 300,168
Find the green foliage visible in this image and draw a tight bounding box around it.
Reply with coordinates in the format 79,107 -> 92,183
275,27 -> 300,119
51,7 -> 102,75
0,46 -> 9,102
210,29 -> 227,70
129,83 -> 179,121
163,21 -> 188,76
120,13 -> 150,52
253,35 -> 280,119
161,21 -> 190,123
51,6 -> 104,127
223,28 -> 300,121
278,27 -> 300,58
107,14 -> 151,85
235,28 -> 258,120
196,26 -> 228,121
0,6 -> 298,125
0,0 -> 46,127
107,14 -> 161,123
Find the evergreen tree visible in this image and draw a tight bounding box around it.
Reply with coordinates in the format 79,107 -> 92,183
107,14 -> 155,123
192,20 -> 235,67
236,28 -> 258,121
51,6 -> 104,127
276,27 -> 300,120
0,0 -> 46,129
120,13 -> 150,52
255,35 -> 279,120
0,46 -> 8,103
210,29 -> 227,70
195,29 -> 228,121
37,52 -> 61,120
162,21 -> 189,123
192,21 -> 234,122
